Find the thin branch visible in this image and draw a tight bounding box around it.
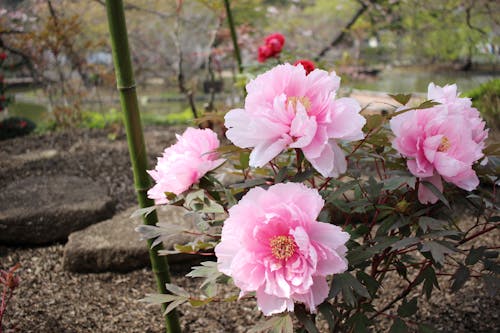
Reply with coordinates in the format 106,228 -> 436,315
315,1 -> 368,61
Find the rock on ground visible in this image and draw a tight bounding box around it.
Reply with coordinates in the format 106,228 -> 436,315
63,205 -> 207,273
0,175 -> 115,245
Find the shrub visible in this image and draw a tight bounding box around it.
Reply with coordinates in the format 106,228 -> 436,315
0,116 -> 36,140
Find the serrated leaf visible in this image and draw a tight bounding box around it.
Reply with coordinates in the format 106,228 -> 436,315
389,318 -> 409,333
165,283 -> 190,297
130,206 -> 157,218
417,100 -> 440,109
383,176 -> 416,190
421,266 -> 440,299
295,305 -> 320,333
329,272 -> 370,307
388,93 -> 412,105
249,314 -> 293,333
275,166 -> 289,183
420,241 -> 456,265
391,237 -> 420,250
365,114 -> 384,130
356,271 -> 380,296
451,265 -> 470,292
317,303 -> 337,330
397,297 -> 417,317
140,293 -> 180,304
418,217 -> 448,233
290,169 -> 314,183
229,178 -> 268,189
164,298 -> 187,315
465,246 -> 487,265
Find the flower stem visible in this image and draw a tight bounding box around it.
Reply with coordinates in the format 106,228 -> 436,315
223,0 -> 243,74
104,1 -> 181,332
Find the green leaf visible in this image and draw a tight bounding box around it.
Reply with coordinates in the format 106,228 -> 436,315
165,283 -> 190,297
421,266 -> 440,299
397,297 -> 418,317
290,169 -> 314,183
329,272 -> 370,307
365,114 -> 384,130
275,166 -> 289,183
295,305 -> 321,333
356,271 -> 380,296
451,265 -> 470,292
317,303 -> 337,331
391,237 -> 420,250
420,241 -> 456,265
130,206 -> 157,218
389,318 -> 409,333
465,246 -> 487,265
488,215 -> 500,222
140,293 -> 180,305
420,181 -> 450,208
388,93 -> 412,105
239,151 -> 250,169
249,314 -> 293,333
418,217 -> 448,233
164,298 -> 187,315
416,100 -> 440,109
229,178 -> 268,189
383,176 -> 416,190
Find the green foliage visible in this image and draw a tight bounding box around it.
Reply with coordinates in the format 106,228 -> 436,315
467,79 -> 500,130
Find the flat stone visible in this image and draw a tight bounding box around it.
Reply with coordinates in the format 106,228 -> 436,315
0,176 -> 115,245
63,205 -> 205,273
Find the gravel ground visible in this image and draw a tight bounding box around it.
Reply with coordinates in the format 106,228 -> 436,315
1,127 -> 499,332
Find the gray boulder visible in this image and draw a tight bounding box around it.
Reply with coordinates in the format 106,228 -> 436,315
0,176 -> 115,245
63,205 -> 207,273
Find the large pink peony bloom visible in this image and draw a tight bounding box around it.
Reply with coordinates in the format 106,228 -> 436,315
390,83 -> 487,204
147,128 -> 225,204
215,182 -> 349,315
225,63 -> 365,177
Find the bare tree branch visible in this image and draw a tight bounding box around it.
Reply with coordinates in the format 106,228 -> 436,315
315,1 -> 368,61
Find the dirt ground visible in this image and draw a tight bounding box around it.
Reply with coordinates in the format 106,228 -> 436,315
0,127 -> 498,332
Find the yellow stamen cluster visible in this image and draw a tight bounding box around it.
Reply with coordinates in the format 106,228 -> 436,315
269,235 -> 297,261
438,136 -> 451,152
287,96 -> 311,112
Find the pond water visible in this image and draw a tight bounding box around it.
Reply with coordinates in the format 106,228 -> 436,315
7,68 -> 498,126
348,67 -> 497,93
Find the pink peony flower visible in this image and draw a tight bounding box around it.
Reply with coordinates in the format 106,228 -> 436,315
147,128 -> 225,204
294,59 -> 315,75
427,83 -> 488,146
225,63 -> 365,177
215,182 -> 349,315
390,84 -> 487,204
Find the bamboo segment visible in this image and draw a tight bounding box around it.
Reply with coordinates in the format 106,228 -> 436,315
104,1 -> 182,332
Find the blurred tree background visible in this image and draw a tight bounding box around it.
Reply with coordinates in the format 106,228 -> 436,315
0,0 -> 498,130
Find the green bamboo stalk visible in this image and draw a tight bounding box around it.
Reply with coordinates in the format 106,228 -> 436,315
223,0 -> 243,73
104,1 -> 182,333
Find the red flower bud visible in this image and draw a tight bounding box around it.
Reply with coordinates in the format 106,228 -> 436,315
258,44 -> 273,63
294,59 -> 315,75
0,52 -> 6,60
265,33 -> 285,54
